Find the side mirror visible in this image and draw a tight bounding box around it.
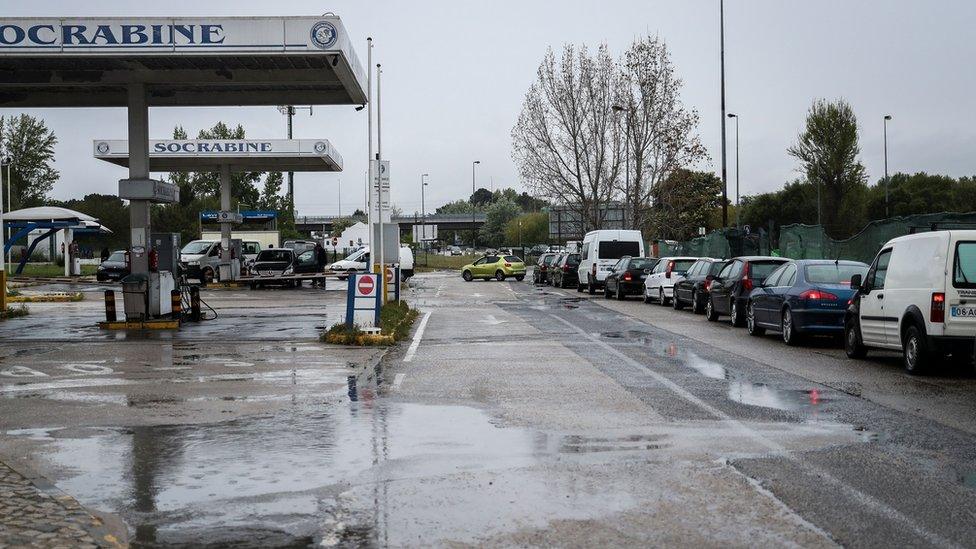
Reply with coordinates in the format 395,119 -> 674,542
850,273 -> 862,290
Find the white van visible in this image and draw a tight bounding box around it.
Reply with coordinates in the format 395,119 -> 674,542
845,230 -> 976,373
329,245 -> 415,281
577,230 -> 645,294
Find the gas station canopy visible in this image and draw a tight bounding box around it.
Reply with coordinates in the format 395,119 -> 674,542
0,16 -> 366,107
94,139 -> 343,172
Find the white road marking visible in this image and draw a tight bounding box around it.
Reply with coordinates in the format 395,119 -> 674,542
0,366 -> 48,378
549,314 -> 961,549
392,373 -> 406,390
403,311 -> 432,363
61,364 -> 114,375
480,314 -> 505,325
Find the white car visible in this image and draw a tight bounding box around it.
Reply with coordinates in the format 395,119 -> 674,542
577,229 -> 645,294
643,257 -> 698,305
846,230 -> 976,373
329,245 -> 415,281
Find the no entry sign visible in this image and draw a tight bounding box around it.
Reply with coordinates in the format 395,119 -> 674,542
357,275 -> 376,297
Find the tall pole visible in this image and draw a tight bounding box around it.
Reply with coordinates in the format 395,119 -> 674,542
337,177 -> 341,217
0,159 -> 5,312
471,160 -> 480,250
377,63 -> 385,286
421,173 -> 429,249
720,0 -> 729,227
5,162 -> 9,268
286,106 -> 294,216
884,115 -> 892,218
728,113 -> 739,227
366,38 -> 373,257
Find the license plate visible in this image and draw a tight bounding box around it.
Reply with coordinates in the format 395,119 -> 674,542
950,306 -> 976,317
639,275 -> 646,280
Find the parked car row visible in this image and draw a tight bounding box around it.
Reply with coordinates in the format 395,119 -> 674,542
533,229 -> 976,374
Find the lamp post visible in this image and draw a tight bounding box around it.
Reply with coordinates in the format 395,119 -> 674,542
276,105 -> 313,217
612,104 -> 632,227
421,173 -> 429,250
727,113 -> 739,227
471,160 -> 480,250
720,0 -> 728,227
884,114 -> 892,218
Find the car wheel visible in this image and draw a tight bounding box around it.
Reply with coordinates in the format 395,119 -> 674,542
495,270 -> 506,281
844,319 -> 868,359
587,277 -> 595,295
249,283 -> 257,290
705,297 -> 719,322
462,270 -> 473,282
672,292 -> 684,310
730,299 -> 745,327
692,291 -> 704,314
515,275 -> 525,281
747,302 -> 765,336
577,282 -> 585,293
903,324 -> 932,375
658,288 -> 669,307
782,308 -> 801,345
604,283 -> 613,299
616,283 -> 625,300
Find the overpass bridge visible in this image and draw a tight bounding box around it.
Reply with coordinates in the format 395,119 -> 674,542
295,213 -> 486,237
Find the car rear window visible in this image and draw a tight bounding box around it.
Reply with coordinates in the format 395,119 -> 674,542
673,259 -> 697,272
749,261 -> 785,280
108,252 -> 126,262
953,242 -> 976,288
567,254 -> 581,266
806,264 -> 868,284
504,255 -> 522,263
708,261 -> 726,275
542,255 -> 557,265
629,258 -> 655,270
257,250 -> 292,262
599,241 -> 640,259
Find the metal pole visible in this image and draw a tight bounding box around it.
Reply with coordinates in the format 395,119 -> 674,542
0,159 -> 5,312
338,177 -> 341,217
471,161 -> 480,250
421,173 -> 428,250
366,38 -> 373,260
377,63 -> 385,288
720,0 -> 728,227
729,114 -> 739,227
219,164 -> 232,266
884,115 -> 891,218
4,162 -> 9,268
286,106 -> 294,217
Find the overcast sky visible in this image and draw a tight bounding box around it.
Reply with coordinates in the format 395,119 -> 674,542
4,0 -> 976,217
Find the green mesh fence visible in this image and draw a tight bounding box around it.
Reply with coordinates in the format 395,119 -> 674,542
779,212 -> 976,263
657,228 -> 771,259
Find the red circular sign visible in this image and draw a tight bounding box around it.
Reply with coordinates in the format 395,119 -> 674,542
357,276 -> 375,295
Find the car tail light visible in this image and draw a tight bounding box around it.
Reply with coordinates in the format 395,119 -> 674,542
562,264 -> 570,272
623,272 -> 632,282
931,292 -> 945,323
665,260 -> 674,279
741,263 -> 753,292
800,289 -> 838,301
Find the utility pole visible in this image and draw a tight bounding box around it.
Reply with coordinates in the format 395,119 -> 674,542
728,113 -> 739,227
421,173 -> 429,250
471,160 -> 481,250
366,38 -> 373,256
884,115 -> 892,218
278,105 -> 313,217
720,0 -> 729,227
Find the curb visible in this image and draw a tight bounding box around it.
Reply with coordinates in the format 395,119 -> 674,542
0,454 -> 128,548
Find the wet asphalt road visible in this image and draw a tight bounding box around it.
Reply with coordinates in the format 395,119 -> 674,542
1,273 -> 975,547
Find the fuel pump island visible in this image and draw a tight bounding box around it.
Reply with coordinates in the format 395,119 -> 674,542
0,16 -> 366,324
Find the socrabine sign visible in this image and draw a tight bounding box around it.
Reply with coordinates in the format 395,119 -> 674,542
94,139 -> 343,170
0,17 -> 345,54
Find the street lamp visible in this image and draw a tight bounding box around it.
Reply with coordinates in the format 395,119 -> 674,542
276,105 -> 313,216
884,115 -> 892,218
612,104 -> 632,227
421,173 -> 429,249
471,160 -> 481,250
727,113 -> 739,227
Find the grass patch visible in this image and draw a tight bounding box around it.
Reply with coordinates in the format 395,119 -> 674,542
8,292 -> 84,303
4,263 -> 98,277
415,254 -> 479,271
322,301 -> 421,346
0,305 -> 29,320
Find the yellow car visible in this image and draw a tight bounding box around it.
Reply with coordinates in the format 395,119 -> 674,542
461,254 -> 526,281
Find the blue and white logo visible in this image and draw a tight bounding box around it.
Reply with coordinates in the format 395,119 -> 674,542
314,141 -> 327,153
310,21 -> 337,49
96,142 -> 110,155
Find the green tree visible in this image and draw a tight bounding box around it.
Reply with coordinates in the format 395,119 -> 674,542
186,122 -> 262,206
470,187 -> 494,207
479,199 -> 520,247
646,170 -> 723,241
437,199 -> 480,215
0,114 -> 59,208
168,126 -> 195,206
788,99 -> 868,237
257,172 -> 286,211
504,212 -> 549,245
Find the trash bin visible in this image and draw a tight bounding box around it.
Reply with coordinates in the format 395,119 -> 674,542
121,273 -> 149,320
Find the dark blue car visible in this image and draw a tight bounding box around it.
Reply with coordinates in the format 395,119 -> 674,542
745,259 -> 869,345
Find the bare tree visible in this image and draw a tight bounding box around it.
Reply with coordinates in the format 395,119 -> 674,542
511,44 -> 624,232
617,36 -> 708,231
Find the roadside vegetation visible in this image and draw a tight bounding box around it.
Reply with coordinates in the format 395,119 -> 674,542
5,264 -> 98,277
322,301 -> 420,346
415,254 -> 480,271
0,305 -> 29,320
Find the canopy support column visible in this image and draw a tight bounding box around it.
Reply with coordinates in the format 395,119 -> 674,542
219,164 -> 232,262
127,83 -> 151,275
